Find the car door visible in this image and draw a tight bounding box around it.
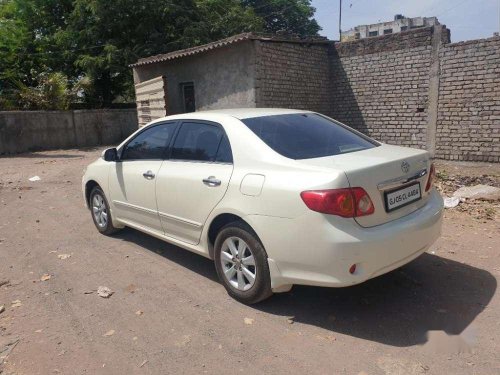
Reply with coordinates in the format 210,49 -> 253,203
108,122 -> 178,233
155,121 -> 234,244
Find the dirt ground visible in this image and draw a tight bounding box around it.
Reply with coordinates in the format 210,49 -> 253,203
0,148 -> 499,375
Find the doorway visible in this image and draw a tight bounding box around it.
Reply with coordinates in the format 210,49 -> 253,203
181,82 -> 195,113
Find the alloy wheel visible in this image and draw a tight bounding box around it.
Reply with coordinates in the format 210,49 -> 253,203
220,236 -> 256,291
92,193 -> 108,228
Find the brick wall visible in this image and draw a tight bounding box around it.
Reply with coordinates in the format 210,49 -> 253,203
435,37 -> 500,162
255,41 -> 333,115
323,27 -> 499,162
329,28 -> 435,149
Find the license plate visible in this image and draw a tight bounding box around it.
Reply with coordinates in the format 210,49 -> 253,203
384,182 -> 421,212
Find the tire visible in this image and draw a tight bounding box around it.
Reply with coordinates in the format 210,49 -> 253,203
89,186 -> 120,235
214,222 -> 273,304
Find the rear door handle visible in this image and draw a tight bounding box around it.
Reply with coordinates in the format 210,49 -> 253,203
143,170 -> 155,179
203,176 -> 221,187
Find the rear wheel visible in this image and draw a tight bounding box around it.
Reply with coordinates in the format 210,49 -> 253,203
90,186 -> 120,235
214,222 -> 272,304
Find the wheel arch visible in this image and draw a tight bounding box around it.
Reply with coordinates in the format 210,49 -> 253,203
206,213 -> 263,259
84,180 -> 100,208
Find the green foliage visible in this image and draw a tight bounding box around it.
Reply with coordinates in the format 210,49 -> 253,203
0,0 -> 30,83
435,170 -> 449,181
16,72 -> 70,110
0,0 -> 320,109
0,0 -> 74,83
186,0 -> 264,44
0,0 -> 30,108
242,0 -> 320,36
0,0 -> 74,108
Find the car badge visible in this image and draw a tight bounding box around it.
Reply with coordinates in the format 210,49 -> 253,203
401,161 -> 410,174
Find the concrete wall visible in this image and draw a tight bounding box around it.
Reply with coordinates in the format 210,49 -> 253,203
255,40 -> 333,116
435,37 -> 500,162
0,109 -> 138,154
133,42 -> 256,114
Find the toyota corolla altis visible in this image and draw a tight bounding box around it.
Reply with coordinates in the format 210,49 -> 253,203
82,109 -> 443,304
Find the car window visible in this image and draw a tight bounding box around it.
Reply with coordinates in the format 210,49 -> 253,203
171,122 -> 224,162
215,135 -> 233,163
241,113 -> 377,160
121,123 -> 176,160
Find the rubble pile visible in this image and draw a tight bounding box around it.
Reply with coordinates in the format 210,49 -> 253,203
435,170 -> 499,221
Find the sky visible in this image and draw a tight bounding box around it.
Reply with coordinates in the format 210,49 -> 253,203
311,0 -> 500,42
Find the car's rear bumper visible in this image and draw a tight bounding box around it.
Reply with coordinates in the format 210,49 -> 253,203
246,189 -> 443,291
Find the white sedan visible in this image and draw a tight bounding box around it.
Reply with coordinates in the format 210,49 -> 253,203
82,108 -> 443,304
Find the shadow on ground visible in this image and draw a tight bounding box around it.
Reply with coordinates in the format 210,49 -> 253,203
116,227 -> 497,347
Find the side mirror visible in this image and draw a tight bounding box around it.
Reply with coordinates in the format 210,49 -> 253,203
102,148 -> 118,162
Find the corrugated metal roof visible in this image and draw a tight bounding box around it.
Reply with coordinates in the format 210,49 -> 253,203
130,32 -> 331,67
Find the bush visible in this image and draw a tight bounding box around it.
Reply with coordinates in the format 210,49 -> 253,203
17,72 -> 72,110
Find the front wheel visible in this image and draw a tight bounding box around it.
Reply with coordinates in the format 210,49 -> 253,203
214,222 -> 272,304
90,186 -> 121,235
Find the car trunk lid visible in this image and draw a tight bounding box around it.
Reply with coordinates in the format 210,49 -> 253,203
296,144 -> 432,227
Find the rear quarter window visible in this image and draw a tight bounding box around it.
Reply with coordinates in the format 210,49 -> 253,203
241,113 -> 378,160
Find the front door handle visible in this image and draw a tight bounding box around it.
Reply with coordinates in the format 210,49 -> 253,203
203,176 -> 221,187
143,170 -> 155,179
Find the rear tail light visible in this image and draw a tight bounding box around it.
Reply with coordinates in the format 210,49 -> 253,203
300,187 -> 374,217
351,187 -> 375,216
425,163 -> 435,192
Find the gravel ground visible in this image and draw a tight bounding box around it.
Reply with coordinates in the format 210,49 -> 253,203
0,148 -> 499,375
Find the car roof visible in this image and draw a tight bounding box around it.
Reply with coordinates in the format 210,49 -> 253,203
151,108 -> 312,123
196,108 -> 311,119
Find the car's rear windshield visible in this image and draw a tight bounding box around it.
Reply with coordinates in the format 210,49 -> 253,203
241,113 -> 378,160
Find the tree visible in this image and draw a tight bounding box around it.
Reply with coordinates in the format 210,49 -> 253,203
0,0 -> 321,109
0,0 -> 74,108
242,0 -> 320,36
184,0 -> 264,46
0,2 -> 28,108
60,0 -> 264,107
